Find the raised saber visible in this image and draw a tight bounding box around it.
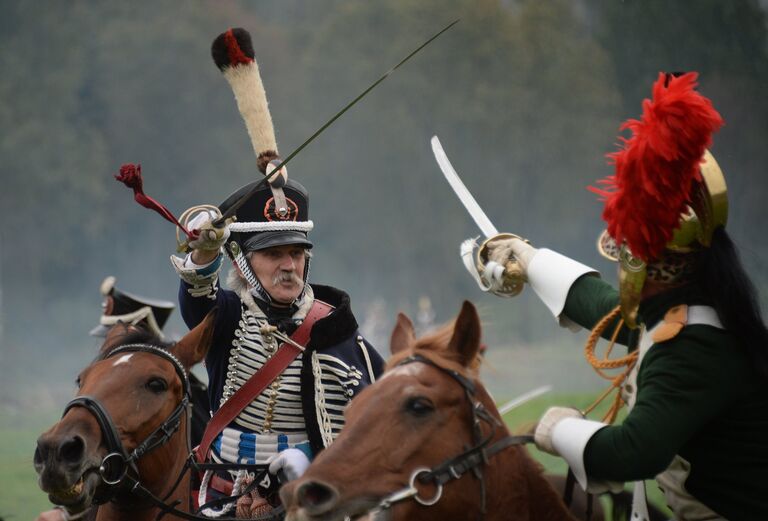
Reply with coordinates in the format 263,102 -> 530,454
211,20 -> 461,227
431,135 -> 498,238
497,385 -> 552,416
431,135 -> 526,297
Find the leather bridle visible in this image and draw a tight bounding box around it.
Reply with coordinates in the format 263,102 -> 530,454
63,343 -> 192,505
62,343 -> 285,521
368,354 -> 533,519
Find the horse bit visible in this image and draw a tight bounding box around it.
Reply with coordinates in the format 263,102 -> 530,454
62,343 -> 286,521
63,343 -> 192,507
368,354 -> 534,519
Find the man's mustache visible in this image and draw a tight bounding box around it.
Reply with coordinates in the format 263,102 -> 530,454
271,270 -> 304,287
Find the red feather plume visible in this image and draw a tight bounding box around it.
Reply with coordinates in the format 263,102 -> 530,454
590,72 -> 723,262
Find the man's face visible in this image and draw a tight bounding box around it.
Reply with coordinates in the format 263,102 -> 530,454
249,244 -> 307,304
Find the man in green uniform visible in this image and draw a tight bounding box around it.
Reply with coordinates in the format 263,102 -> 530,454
469,73 -> 768,520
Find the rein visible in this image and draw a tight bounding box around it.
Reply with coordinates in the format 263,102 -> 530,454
63,342 -> 286,521
63,343 -> 192,507
369,354 -> 533,518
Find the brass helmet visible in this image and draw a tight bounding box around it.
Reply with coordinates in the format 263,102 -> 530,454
592,73 -> 726,327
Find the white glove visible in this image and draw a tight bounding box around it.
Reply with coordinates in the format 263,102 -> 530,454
533,406 -> 583,456
486,237 -> 538,273
186,209 -> 230,252
267,448 -> 311,482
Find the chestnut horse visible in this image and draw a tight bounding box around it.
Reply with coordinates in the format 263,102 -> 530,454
34,315 -> 215,521
281,301 -> 578,521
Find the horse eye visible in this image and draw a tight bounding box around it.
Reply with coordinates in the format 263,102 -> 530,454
145,377 -> 168,393
75,376 -> 82,389
404,396 -> 434,416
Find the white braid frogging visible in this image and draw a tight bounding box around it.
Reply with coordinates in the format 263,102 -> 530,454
312,352 -> 335,448
356,336 -> 377,384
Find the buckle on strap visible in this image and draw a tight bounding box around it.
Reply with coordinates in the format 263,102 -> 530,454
378,468 -> 443,510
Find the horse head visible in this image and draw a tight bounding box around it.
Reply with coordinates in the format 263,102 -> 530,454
33,312 -> 216,517
282,301 -> 529,521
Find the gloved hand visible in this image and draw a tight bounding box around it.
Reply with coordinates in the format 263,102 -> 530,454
533,406 -> 583,456
186,209 -> 230,252
267,448 -> 311,482
486,236 -> 538,274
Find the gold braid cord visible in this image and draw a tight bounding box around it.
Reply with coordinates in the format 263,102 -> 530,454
582,306 -> 638,424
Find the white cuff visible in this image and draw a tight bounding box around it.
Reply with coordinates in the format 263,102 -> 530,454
182,252 -> 216,269
552,417 -> 623,494
170,254 -> 221,299
527,249 -> 598,327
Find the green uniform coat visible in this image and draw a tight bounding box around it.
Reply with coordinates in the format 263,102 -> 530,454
563,275 -> 768,520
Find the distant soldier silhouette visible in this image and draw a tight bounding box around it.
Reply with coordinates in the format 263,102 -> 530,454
91,276 -> 210,446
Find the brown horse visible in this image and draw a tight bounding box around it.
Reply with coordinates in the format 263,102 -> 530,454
281,301 -> 578,521
33,315 -> 215,521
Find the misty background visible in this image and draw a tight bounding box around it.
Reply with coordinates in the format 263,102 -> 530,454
2,0 -> 768,413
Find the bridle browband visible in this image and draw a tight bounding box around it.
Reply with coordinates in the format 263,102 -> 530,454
63,343 -> 192,505
370,354 -> 533,519
62,343 -> 285,521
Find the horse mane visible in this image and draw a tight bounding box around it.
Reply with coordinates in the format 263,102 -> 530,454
95,324 -> 173,361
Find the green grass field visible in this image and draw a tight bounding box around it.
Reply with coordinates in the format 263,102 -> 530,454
0,393 -> 671,520
0,407 -> 61,520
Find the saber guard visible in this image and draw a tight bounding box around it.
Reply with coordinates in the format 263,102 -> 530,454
175,204 -> 234,254
473,233 -> 528,297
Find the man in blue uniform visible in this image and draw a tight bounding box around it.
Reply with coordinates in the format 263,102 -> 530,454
169,28 -> 384,517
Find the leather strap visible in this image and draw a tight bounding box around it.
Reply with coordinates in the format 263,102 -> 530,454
196,300 -> 333,462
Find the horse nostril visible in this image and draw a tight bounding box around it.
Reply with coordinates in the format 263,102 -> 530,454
33,445 -> 44,468
35,435 -> 55,470
59,435 -> 86,465
297,480 -> 339,514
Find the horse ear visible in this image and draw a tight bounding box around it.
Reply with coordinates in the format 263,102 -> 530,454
173,310 -> 217,369
100,322 -> 136,356
447,301 -> 481,368
390,312 -> 416,355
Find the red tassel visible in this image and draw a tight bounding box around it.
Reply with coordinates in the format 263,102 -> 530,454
590,72 -> 723,261
115,164 -> 196,239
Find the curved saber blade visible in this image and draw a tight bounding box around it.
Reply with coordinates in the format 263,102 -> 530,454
212,20 -> 460,227
497,385 -> 553,416
430,136 -> 498,238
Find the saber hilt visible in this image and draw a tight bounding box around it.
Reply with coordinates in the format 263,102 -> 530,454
461,233 -> 527,297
